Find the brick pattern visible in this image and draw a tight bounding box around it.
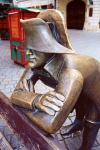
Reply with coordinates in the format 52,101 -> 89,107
0,131 -> 13,150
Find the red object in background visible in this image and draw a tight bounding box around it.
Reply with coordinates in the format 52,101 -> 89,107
6,8 -> 39,66
7,9 -> 39,40
0,17 -> 8,28
0,17 -> 9,40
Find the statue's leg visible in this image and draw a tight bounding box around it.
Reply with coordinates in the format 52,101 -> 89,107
80,102 -> 100,150
61,95 -> 88,135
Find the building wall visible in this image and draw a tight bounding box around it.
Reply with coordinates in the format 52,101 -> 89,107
57,0 -> 100,31
86,0 -> 100,31
13,0 -> 54,8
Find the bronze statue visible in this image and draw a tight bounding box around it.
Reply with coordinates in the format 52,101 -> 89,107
10,9 -> 100,150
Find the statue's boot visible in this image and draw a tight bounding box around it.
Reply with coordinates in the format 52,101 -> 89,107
61,118 -> 83,135
78,119 -> 100,150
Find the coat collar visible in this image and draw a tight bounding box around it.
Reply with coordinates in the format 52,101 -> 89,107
44,54 -> 64,80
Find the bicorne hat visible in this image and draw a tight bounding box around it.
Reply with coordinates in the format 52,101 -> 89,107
37,9 -> 74,51
20,17 -> 74,54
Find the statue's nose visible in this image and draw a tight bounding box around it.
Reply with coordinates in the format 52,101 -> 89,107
26,49 -> 32,55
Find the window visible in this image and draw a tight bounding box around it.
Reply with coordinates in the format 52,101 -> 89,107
89,8 -> 93,17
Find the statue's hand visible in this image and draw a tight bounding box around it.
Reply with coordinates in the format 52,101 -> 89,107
35,91 -> 65,116
19,78 -> 34,92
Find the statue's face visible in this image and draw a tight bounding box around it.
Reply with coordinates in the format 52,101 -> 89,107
26,49 -> 51,68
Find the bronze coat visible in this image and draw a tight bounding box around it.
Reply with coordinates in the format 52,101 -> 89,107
11,53 -> 100,133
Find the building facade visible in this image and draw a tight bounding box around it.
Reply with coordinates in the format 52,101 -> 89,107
57,0 -> 100,31
13,0 -> 55,8
1,0 -> 100,31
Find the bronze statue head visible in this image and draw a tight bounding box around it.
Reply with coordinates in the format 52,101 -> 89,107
26,49 -> 54,68
20,17 -> 74,69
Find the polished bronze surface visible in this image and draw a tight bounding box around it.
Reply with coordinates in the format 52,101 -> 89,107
37,9 -> 74,50
20,18 -> 74,54
10,9 -> 100,150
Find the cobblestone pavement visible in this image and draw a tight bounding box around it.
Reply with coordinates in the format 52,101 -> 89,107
0,30 -> 100,149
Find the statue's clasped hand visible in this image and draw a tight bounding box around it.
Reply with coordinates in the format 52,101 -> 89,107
19,78 -> 34,92
34,91 -> 65,116
13,79 -> 65,116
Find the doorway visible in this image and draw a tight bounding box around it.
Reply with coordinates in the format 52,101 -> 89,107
67,0 -> 86,29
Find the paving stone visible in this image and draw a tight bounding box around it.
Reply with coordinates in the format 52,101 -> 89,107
3,78 -> 13,82
6,135 -> 11,143
3,126 -> 13,136
70,116 -> 76,122
0,131 -> 13,150
57,133 -> 63,141
96,130 -> 100,144
59,140 -> 66,149
69,111 -> 76,117
79,136 -> 99,147
0,118 -> 7,126
1,81 -> 9,85
0,126 -> 5,132
4,92 -> 12,98
0,76 -> 5,80
63,131 -> 82,140
56,130 -> 60,134
14,146 -> 27,150
93,140 -> 99,147
2,88 -> 11,93
65,136 -> 81,150
52,133 -> 58,140
0,85 -> 6,90
10,88 -> 15,93
62,118 -> 72,126
10,135 -> 23,149
92,146 -> 100,150
5,84 -> 14,89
